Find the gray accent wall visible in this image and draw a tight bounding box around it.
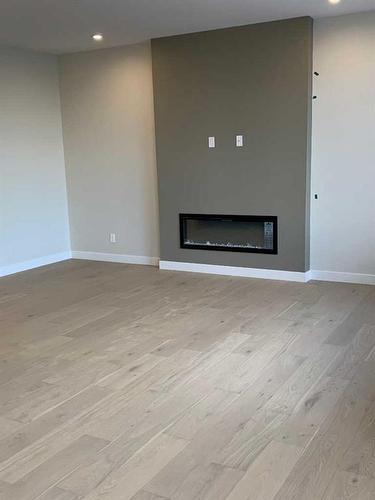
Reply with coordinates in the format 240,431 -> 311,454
152,17 -> 312,272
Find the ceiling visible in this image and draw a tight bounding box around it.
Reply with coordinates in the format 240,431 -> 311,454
1,0 -> 374,54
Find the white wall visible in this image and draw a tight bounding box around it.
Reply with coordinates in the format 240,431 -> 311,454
0,47 -> 70,276
59,42 -> 159,263
311,12 -> 375,279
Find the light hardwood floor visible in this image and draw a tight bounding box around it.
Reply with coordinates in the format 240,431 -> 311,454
0,259 -> 375,500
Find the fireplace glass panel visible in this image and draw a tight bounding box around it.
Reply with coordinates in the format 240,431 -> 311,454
180,215 -> 277,254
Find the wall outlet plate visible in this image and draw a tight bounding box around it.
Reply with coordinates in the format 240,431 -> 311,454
208,136 -> 215,148
236,135 -> 244,147
110,233 -> 116,243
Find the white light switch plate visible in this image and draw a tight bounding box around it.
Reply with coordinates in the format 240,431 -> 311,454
236,135 -> 244,147
208,136 -> 215,148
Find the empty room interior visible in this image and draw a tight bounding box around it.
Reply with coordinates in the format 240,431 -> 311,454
1,0 -> 375,499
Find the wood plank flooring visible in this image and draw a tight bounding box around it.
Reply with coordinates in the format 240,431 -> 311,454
0,259 -> 374,500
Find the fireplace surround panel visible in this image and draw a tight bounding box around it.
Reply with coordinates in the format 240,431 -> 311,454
152,17 -> 312,272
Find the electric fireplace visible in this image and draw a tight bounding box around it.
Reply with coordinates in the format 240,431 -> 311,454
180,214 -> 278,254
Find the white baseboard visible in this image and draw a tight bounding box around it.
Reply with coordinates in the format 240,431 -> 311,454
310,270 -> 375,285
72,251 -> 159,266
305,270 -> 313,282
159,260 -> 311,283
2,252 -> 373,286
0,251 -> 72,278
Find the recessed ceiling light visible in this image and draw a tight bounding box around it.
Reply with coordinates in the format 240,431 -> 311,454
329,0 -> 341,4
92,33 -> 104,41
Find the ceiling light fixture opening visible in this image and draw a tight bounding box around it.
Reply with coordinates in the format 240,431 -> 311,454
92,33 -> 104,41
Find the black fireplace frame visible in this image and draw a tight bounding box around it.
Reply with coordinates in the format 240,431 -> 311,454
179,214 -> 278,255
